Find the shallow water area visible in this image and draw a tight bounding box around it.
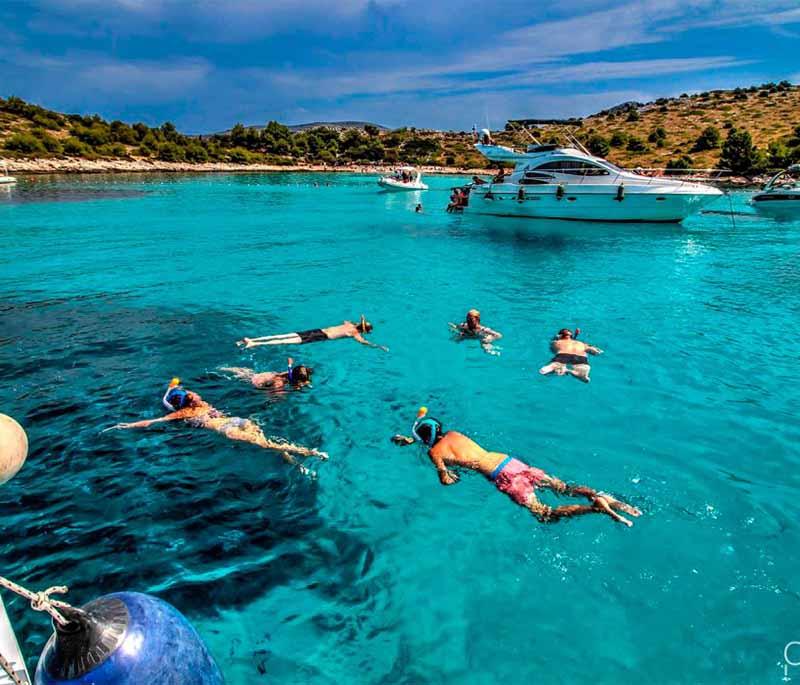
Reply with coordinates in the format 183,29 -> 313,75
1,172 -> 799,683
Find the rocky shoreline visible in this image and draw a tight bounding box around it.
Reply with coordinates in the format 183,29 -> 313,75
3,157 -> 486,176
1,157 -> 758,186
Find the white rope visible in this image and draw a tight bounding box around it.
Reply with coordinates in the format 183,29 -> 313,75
0,576 -> 73,627
0,650 -> 25,685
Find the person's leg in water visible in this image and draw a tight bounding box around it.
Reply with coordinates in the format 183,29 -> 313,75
539,475 -> 641,525
220,367 -> 256,381
567,363 -> 591,383
220,367 -> 277,388
539,361 -> 567,376
213,417 -> 328,461
237,333 -> 303,348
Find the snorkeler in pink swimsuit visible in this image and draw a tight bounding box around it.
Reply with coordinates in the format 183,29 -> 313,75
391,408 -> 641,526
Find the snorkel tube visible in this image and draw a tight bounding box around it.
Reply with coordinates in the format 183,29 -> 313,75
287,358 -> 295,385
162,377 -> 188,411
411,406 -> 442,446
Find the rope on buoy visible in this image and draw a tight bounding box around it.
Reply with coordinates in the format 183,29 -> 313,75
0,651 -> 25,685
0,575 -> 74,627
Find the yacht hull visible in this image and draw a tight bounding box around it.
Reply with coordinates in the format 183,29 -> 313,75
464,185 -> 721,223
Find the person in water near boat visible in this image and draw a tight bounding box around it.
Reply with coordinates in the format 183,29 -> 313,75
221,357 -> 313,391
539,327 -> 603,383
106,378 -> 328,472
449,309 -> 502,355
391,408 -> 640,526
415,203 -> 423,213
237,315 -> 388,351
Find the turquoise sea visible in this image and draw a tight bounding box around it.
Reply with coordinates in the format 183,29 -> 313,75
1,173 -> 798,684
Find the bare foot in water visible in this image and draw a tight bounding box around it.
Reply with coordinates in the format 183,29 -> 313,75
593,495 -> 634,526
597,492 -> 641,517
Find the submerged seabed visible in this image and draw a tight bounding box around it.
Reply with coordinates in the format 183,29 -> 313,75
1,173 -> 798,684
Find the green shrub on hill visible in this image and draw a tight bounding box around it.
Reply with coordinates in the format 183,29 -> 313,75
4,132 -> 47,154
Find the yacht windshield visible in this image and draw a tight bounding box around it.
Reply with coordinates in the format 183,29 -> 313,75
533,160 -> 610,176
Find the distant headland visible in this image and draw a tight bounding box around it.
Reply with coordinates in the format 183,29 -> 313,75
1,80 -> 798,178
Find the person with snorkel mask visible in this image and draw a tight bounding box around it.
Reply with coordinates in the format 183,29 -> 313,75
237,315 -> 388,352
539,327 -> 603,383
391,408 -> 640,526
449,308 -> 502,355
221,357 -> 313,391
105,378 -> 328,474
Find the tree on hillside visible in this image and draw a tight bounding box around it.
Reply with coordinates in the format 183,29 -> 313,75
720,128 -> 757,174
692,126 -> 721,152
586,134 -> 610,157
609,131 -> 627,147
364,124 -> 380,137
665,155 -> 693,175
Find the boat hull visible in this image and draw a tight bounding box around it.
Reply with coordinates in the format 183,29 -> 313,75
752,193 -> 800,212
464,185 -> 721,223
377,179 -> 427,191
0,596 -> 30,684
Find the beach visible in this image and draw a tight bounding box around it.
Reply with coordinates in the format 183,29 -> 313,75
2,156 -> 488,176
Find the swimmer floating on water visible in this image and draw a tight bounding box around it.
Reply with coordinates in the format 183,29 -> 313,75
237,315 -> 388,352
449,309 -> 502,355
391,408 -> 640,526
539,327 -> 602,383
221,357 -> 313,391
106,378 -> 328,474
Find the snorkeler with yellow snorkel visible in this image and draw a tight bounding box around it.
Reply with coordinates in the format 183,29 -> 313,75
236,315 -> 388,351
106,378 -> 328,474
391,408 -> 640,526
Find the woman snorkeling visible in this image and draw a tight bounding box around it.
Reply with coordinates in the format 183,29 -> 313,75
220,358 -> 313,391
106,378 -> 328,473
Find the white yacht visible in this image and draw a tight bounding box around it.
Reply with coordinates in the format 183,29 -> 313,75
378,166 -> 428,191
751,164 -> 800,214
0,162 -> 17,185
462,143 -> 722,223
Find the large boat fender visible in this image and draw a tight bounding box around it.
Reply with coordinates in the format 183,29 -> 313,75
0,415 -> 28,485
34,592 -> 223,685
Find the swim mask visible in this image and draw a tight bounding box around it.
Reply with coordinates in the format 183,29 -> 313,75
411,407 -> 442,446
162,377 -> 188,411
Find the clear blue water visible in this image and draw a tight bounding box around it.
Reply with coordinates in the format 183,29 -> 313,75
1,174 -> 798,684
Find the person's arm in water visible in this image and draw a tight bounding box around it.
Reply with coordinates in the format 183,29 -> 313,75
105,410 -> 188,431
391,435 -> 415,446
353,332 -> 389,352
584,343 -> 603,355
428,449 -> 459,486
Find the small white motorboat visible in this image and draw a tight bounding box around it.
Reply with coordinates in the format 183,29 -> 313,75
0,162 -> 16,185
378,166 -> 428,191
752,164 -> 800,215
0,596 -> 30,684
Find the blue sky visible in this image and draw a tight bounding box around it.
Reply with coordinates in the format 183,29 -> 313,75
1,0 -> 799,132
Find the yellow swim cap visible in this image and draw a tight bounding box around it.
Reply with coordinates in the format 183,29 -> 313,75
417,406 -> 428,418
169,377 -> 181,388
